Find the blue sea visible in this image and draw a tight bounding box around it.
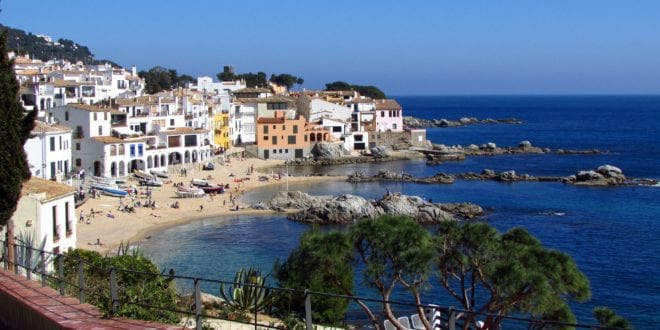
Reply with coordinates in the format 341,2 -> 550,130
140,96 -> 660,328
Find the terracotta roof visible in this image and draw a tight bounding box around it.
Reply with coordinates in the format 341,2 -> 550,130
32,121 -> 72,133
162,127 -> 210,134
67,103 -> 122,114
51,79 -> 87,87
21,177 -> 76,202
345,98 -> 374,104
233,87 -> 271,94
115,96 -> 175,106
92,136 -> 145,144
257,117 -> 285,124
235,96 -> 294,104
374,99 -> 402,110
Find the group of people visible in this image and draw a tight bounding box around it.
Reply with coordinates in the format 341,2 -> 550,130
79,208 -> 96,224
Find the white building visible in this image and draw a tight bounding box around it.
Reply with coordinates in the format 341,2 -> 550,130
188,76 -> 246,95
374,99 -> 404,132
4,177 -> 77,258
24,121 -> 73,184
48,103 -> 212,178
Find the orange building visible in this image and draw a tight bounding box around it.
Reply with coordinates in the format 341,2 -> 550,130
256,111 -> 330,159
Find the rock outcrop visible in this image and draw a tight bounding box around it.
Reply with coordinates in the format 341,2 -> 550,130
265,191 -> 482,224
564,165 -> 627,186
404,116 -> 523,128
311,142 -> 344,160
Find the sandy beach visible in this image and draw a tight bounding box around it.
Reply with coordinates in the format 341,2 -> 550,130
76,156 -> 342,253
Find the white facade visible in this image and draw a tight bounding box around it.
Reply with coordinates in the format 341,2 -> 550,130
5,178 -> 77,257
374,99 -> 404,132
188,76 -> 246,95
24,121 -> 73,184
308,98 -> 353,122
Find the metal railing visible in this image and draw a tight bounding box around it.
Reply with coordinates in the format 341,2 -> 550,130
0,239 -> 621,330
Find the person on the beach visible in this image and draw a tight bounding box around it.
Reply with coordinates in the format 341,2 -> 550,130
199,204 -> 204,212
79,210 -> 85,223
90,208 -> 95,218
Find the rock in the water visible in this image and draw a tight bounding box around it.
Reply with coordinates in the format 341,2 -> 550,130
268,191 -> 330,209
311,142 -> 344,159
481,169 -> 496,177
498,170 -> 517,181
370,146 -> 390,158
484,142 -> 497,150
518,140 -> 533,149
597,165 -> 623,176
379,194 -> 454,223
576,170 -> 604,182
288,194 -> 383,223
439,203 -> 484,219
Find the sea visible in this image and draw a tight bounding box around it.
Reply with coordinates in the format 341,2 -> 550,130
139,96 -> 660,328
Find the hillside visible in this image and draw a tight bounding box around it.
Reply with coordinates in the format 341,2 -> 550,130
0,23 -> 117,66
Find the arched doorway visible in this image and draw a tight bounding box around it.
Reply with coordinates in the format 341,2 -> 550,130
184,151 -> 190,163
316,133 -> 322,141
130,159 -> 145,172
93,161 -> 101,177
147,156 -> 153,169
154,155 -> 159,168
310,133 -> 316,142
110,162 -> 117,177
169,152 -> 182,165
192,150 -> 198,163
119,161 -> 125,176
160,155 -> 166,167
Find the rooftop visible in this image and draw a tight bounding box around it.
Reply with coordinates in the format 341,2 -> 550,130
22,177 -> 76,202
233,87 -> 271,94
235,96 -> 294,104
32,121 -> 72,134
67,103 -> 123,114
374,99 -> 402,110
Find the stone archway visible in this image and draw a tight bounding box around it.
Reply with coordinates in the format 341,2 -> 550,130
310,133 -> 316,142
169,152 -> 182,165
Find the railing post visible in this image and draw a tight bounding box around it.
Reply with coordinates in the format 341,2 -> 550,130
194,278 -> 202,330
448,306 -> 456,330
110,268 -> 118,315
13,243 -> 19,275
78,259 -> 85,303
304,289 -> 313,330
26,246 -> 32,280
58,255 -> 65,295
40,251 -> 46,287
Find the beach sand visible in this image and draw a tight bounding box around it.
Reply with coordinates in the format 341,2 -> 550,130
76,157 -> 343,253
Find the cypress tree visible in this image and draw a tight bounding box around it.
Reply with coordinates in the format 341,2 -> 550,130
0,29 -> 37,229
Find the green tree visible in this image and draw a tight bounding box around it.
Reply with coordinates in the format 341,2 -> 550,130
351,215 -> 436,329
138,66 -> 173,94
435,222 -> 591,329
217,71 -> 236,82
324,81 -> 387,99
270,73 -> 304,90
274,228 -> 353,326
0,30 -> 37,233
593,306 -> 631,329
60,247 -> 179,324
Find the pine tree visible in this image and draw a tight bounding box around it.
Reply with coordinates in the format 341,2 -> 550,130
0,29 -> 36,229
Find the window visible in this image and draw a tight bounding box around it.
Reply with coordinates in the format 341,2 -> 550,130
279,149 -> 283,153
75,126 -> 84,139
65,111 -> 69,121
333,126 -> 342,132
273,149 -> 277,154
287,135 -> 296,144
293,125 -> 298,134
104,112 -> 108,120
263,136 -> 269,141
98,126 -> 103,135
381,111 -> 385,117
52,205 -> 58,240
94,112 -> 97,121
393,124 -> 397,130
65,202 -> 71,235
138,144 -> 143,156
263,125 -> 269,134
75,158 -> 81,167
170,119 -> 175,126
304,135 -> 308,142
272,136 -> 277,145
59,136 -> 62,150
272,125 -> 276,129
50,137 -> 55,151
130,144 -> 136,157
76,143 -> 80,151
282,125 -> 286,130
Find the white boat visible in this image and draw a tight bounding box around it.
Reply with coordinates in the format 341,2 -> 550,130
175,188 -> 205,198
91,175 -> 115,185
102,187 -> 128,197
133,169 -> 153,180
139,177 -> 164,187
90,181 -> 119,190
191,178 -> 210,187
150,169 -> 170,179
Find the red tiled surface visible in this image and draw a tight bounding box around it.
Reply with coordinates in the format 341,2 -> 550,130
0,268 -> 186,329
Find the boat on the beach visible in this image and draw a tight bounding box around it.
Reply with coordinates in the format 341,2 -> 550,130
201,185 -> 224,194
150,169 -> 170,178
90,181 -> 119,190
138,177 -> 164,187
133,169 -> 154,180
175,186 -> 205,198
91,175 -> 115,185
191,178 -> 211,187
102,187 -> 128,197
203,162 -> 214,170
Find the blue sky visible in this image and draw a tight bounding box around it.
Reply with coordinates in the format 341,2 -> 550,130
2,0 -> 659,95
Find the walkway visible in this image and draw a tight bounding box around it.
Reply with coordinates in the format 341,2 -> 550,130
0,268 -> 184,329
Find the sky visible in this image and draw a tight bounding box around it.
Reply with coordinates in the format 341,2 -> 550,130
1,0 -> 659,95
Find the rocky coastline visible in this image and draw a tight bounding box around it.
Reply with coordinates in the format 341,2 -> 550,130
255,190 -> 484,224
404,116 -> 523,128
423,141 -> 606,165
347,165 -> 657,187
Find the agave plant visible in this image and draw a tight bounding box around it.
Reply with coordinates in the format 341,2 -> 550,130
220,267 -> 272,312
15,231 -> 50,273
